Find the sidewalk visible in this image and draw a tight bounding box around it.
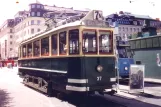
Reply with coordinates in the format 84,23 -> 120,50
118,84 -> 161,97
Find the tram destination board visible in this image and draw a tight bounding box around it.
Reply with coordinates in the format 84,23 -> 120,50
84,20 -> 110,28
129,64 -> 145,93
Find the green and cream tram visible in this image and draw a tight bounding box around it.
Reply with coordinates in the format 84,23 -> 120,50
18,10 -> 117,96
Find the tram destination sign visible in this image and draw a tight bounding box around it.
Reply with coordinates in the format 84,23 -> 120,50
129,64 -> 145,93
84,20 -> 110,28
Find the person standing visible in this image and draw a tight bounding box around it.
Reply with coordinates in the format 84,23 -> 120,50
0,62 -> 2,69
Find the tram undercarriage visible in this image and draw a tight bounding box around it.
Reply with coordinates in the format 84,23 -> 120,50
20,72 -> 117,97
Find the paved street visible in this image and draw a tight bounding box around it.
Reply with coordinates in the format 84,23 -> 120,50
0,67 -> 160,107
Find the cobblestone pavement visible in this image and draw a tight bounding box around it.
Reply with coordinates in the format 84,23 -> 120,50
0,67 -> 160,107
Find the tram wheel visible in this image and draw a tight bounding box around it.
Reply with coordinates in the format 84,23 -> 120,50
109,90 -> 117,95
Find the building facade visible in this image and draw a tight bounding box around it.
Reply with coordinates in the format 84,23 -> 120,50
0,2 -> 89,60
106,11 -> 161,40
0,19 -> 14,60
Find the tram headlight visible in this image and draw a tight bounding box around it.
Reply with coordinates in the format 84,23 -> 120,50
124,67 -> 128,70
97,65 -> 103,72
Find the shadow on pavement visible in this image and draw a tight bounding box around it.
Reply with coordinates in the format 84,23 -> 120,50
105,94 -> 161,107
58,94 -> 127,107
0,89 -> 12,107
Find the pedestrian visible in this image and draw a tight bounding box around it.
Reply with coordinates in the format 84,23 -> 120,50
0,62 -> 2,69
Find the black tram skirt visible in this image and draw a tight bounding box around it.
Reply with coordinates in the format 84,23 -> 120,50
18,57 -> 116,92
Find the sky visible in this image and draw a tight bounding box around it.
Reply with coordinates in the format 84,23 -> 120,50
0,0 -> 161,25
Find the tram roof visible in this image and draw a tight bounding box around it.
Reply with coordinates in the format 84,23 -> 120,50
129,34 -> 161,41
20,10 -> 113,45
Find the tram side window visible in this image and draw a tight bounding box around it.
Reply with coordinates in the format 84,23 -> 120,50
146,38 -> 152,48
82,30 -> 97,53
27,43 -> 32,57
118,47 -> 127,58
152,37 -> 159,47
51,34 -> 57,55
159,37 -> 161,47
69,29 -> 79,54
33,40 -> 40,56
135,40 -> 141,49
130,41 -> 136,49
99,31 -> 112,53
140,39 -> 146,49
41,37 -> 49,56
22,45 -> 27,57
59,31 -> 67,55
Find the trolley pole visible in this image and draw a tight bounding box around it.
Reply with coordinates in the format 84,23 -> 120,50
113,22 -> 120,90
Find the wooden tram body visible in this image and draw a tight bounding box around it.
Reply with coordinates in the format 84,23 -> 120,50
18,10 -> 117,96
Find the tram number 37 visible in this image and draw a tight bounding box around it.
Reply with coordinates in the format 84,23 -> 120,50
97,76 -> 102,81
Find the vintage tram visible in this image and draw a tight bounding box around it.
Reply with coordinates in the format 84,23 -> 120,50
18,10 -> 117,96
116,36 -> 134,79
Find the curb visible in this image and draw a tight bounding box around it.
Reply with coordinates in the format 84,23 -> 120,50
145,81 -> 161,85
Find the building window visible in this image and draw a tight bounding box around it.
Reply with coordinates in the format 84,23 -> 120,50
31,4 -> 35,8
41,37 -> 49,56
31,12 -> 35,16
37,12 -> 41,16
37,29 -> 40,32
37,20 -> 41,25
122,27 -> 124,31
10,35 -> 12,38
10,48 -> 12,51
37,5 -> 40,8
10,41 -> 12,45
130,28 -> 132,31
31,28 -> 34,34
31,20 -> 34,25
119,27 -> 121,31
134,28 -> 136,32
137,28 -> 140,32
10,29 -> 12,33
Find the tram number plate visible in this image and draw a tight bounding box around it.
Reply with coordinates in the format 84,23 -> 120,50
97,76 -> 102,81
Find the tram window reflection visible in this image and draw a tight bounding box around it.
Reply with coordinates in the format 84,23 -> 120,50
33,40 -> 40,57
118,47 -> 132,58
99,31 -> 112,54
69,29 -> 79,54
51,34 -> 57,55
22,45 -> 27,57
27,43 -> 32,57
59,31 -> 67,55
41,37 -> 49,56
82,30 -> 97,53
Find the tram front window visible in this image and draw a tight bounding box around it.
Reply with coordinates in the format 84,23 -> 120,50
99,31 -> 112,54
69,29 -> 79,54
82,30 -> 97,53
118,46 -> 133,58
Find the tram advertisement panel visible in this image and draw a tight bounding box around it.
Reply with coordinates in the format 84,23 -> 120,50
129,64 -> 145,92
